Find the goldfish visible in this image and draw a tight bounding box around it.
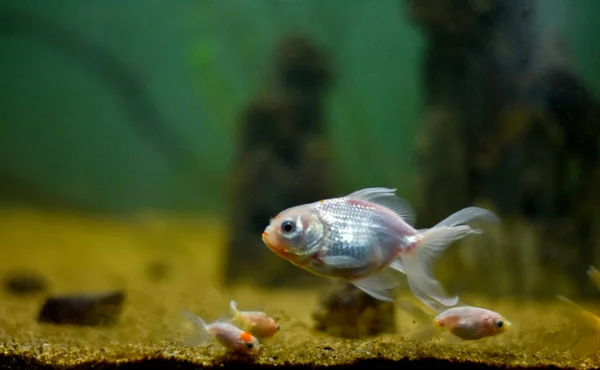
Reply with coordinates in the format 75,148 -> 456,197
181,311 -> 260,355
228,300 -> 280,339
262,187 -> 499,310
556,295 -> 600,357
396,299 -> 511,341
587,266 -> 600,290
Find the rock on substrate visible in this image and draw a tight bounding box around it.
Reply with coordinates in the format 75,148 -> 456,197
3,271 -> 48,296
312,281 -> 396,338
37,290 -> 125,326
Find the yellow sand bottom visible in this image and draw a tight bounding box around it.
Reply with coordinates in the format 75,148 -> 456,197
0,208 -> 597,369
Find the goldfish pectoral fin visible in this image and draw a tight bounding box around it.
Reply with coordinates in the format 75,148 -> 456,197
351,267 -> 404,302
320,255 -> 363,269
346,187 -> 416,226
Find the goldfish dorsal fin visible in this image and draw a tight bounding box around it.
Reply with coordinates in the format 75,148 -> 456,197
346,187 -> 416,226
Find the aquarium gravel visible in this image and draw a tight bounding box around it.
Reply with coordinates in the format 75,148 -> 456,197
0,209 -> 597,370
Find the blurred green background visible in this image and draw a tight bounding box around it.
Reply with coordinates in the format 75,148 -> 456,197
2,0 -> 600,298
0,0 -> 425,215
2,1 -> 599,215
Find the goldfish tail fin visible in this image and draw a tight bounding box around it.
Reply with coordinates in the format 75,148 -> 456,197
432,207 -> 500,229
401,225 -> 473,309
556,295 -> 585,312
396,298 -> 434,324
555,295 -> 597,323
398,207 -> 498,310
587,266 -> 600,289
396,298 -> 443,342
181,310 -> 213,347
229,300 -> 240,320
555,295 -> 600,357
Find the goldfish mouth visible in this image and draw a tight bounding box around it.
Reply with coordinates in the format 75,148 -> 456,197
261,230 -> 272,247
262,229 -> 280,253
262,229 -> 298,261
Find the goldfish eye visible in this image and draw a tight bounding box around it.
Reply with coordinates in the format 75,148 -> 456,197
281,220 -> 296,233
246,342 -> 254,349
494,320 -> 503,328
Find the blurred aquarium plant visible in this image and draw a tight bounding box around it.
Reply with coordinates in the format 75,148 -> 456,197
406,0 -> 600,299
186,1 -> 424,288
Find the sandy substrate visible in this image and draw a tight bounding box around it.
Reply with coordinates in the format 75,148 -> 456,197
0,208 -> 598,369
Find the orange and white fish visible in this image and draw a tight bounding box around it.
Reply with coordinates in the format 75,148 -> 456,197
262,187 -> 499,310
182,311 -> 260,355
228,300 -> 279,339
396,299 -> 511,341
587,266 -> 600,290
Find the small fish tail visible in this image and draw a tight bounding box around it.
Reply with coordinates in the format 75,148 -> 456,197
181,310 -> 213,347
396,298 -> 443,342
396,298 -> 433,325
556,295 -> 584,312
398,207 -> 497,310
587,266 -> 600,289
557,295 -> 600,357
555,295 -> 599,325
229,300 -> 240,320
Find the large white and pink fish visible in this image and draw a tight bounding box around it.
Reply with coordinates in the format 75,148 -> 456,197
261,187 -> 499,310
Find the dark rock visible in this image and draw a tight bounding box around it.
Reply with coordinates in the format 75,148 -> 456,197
223,34 -> 335,287
3,271 -> 48,295
312,281 -> 396,338
37,290 -> 125,326
146,261 -> 170,282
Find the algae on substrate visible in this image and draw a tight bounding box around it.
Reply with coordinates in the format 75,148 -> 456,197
0,208 -> 597,369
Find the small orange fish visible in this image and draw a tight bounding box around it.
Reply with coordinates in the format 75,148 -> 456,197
182,311 -> 260,354
228,300 -> 279,339
587,266 -> 600,290
397,299 -> 511,341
